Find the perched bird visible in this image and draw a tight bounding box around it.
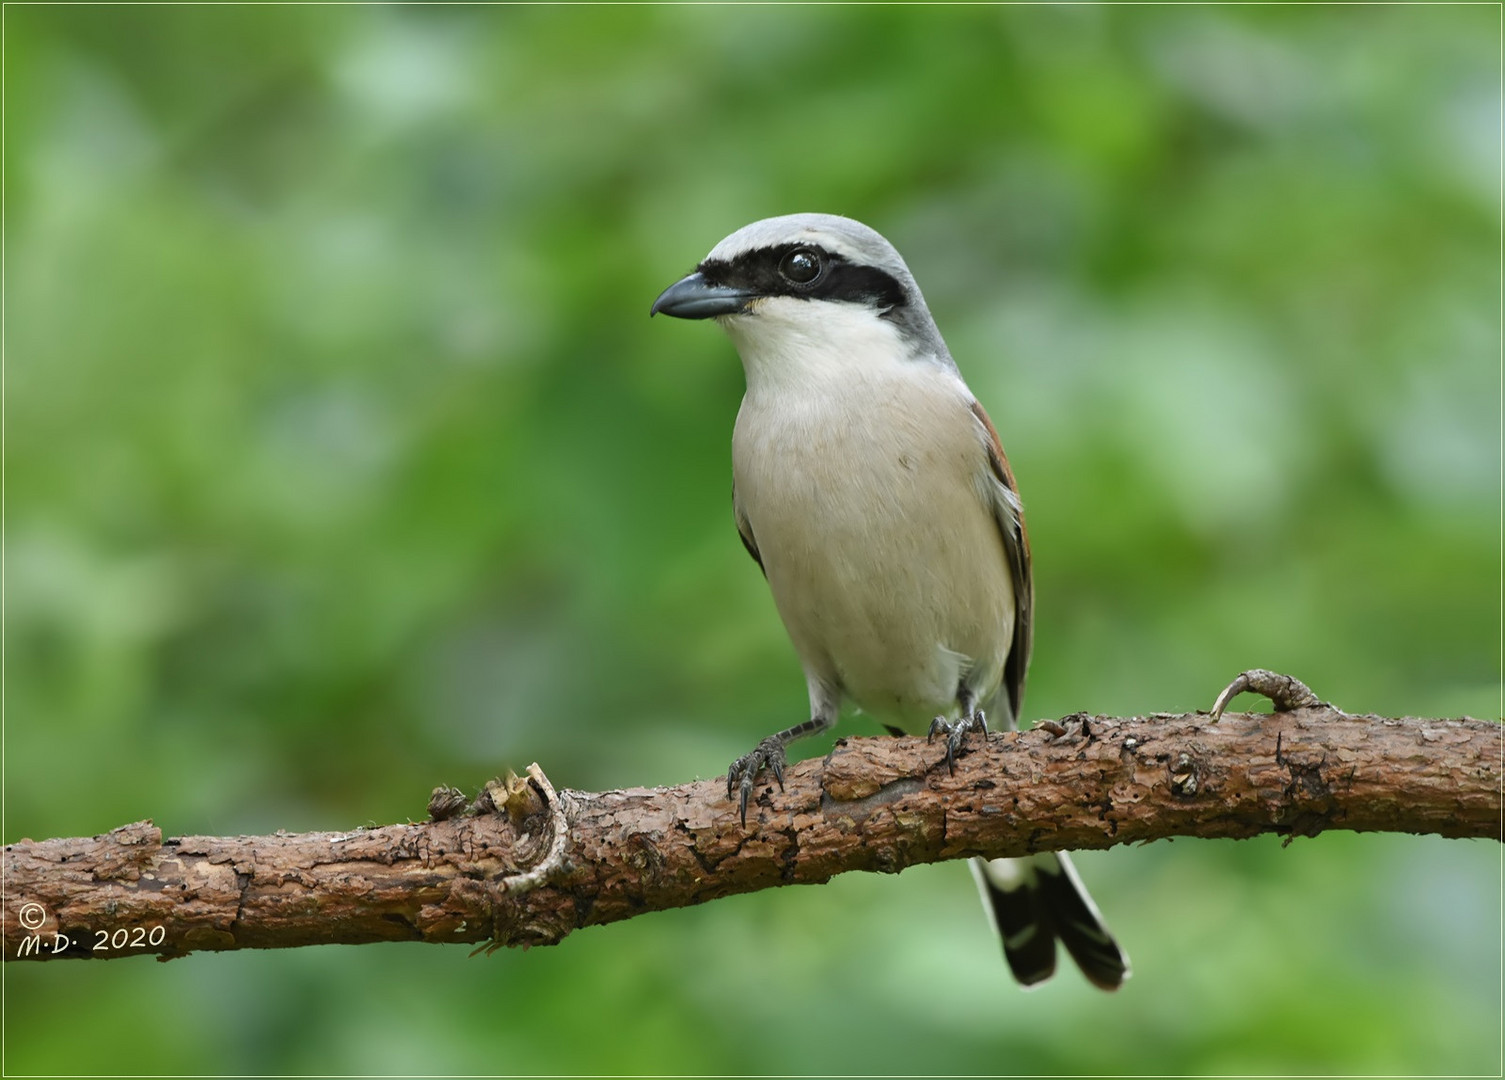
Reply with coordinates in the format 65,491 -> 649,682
651,212 -> 1129,991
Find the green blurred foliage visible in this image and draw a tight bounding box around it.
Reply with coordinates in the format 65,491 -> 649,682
5,4 -> 1498,1075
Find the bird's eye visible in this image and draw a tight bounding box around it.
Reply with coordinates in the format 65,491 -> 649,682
779,248 -> 823,286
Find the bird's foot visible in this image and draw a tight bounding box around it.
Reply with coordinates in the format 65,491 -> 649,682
928,708 -> 988,774
726,736 -> 788,825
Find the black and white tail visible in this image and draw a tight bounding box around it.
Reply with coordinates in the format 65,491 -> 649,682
971,852 -> 1130,991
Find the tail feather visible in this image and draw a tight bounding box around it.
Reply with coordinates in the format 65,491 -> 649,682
970,857 -> 1057,987
973,852 -> 1130,991
1034,851 -> 1132,991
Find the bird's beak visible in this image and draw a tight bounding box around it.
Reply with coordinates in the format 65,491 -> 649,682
650,272 -> 755,319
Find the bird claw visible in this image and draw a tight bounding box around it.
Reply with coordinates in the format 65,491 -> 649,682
928,709 -> 988,774
726,736 -> 788,826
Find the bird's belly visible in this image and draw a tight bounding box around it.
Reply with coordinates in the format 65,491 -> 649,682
734,383 -> 1015,728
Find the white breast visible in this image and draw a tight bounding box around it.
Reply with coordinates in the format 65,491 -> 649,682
727,303 -> 1015,728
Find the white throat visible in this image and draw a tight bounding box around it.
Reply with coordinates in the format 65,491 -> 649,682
720,298 -> 913,400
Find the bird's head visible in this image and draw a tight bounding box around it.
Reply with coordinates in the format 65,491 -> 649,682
651,213 -> 953,389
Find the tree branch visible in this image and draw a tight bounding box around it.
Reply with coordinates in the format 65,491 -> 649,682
5,702 -> 1498,962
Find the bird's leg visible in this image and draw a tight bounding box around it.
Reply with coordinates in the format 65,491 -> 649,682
928,686 -> 988,774
727,714 -> 835,826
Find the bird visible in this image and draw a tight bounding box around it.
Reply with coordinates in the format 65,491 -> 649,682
650,212 -> 1130,991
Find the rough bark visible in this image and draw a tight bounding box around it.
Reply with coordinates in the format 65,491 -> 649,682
4,705 -> 1498,962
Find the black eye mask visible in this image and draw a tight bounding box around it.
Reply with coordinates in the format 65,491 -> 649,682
698,244 -> 908,314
